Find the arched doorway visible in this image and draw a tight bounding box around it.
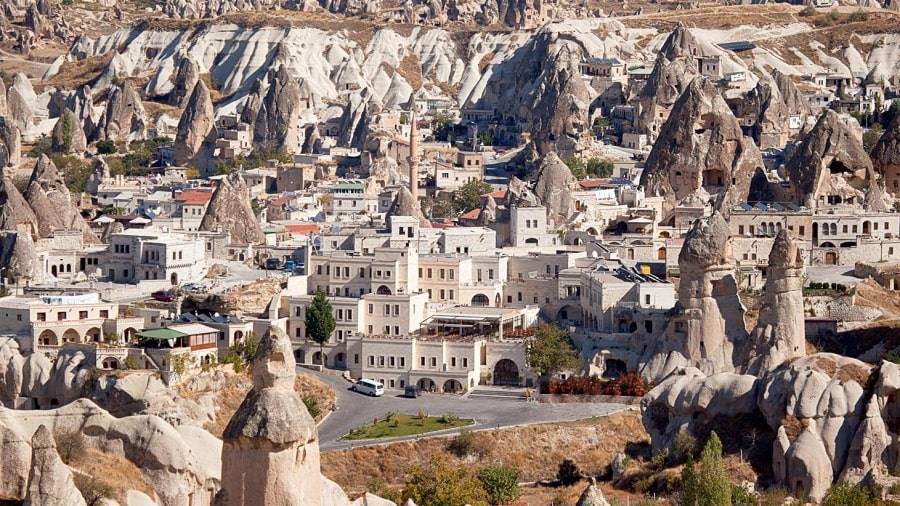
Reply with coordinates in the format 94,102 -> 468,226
825,251 -> 837,265
493,359 -> 520,386
417,378 -> 436,392
86,327 -> 102,342
335,352 -> 346,367
102,357 -> 121,370
62,329 -> 80,344
376,285 -> 392,295
443,379 -> 464,393
494,294 -> 501,307
602,359 -> 627,379
525,238 -> 539,245
471,294 -> 490,307
295,349 -> 306,363
863,221 -> 871,235
312,351 -> 327,366
51,265 -> 57,276
170,272 -> 178,285
38,329 -> 57,346
124,328 -> 137,342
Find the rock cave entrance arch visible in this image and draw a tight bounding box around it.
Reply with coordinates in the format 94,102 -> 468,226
493,359 -> 520,386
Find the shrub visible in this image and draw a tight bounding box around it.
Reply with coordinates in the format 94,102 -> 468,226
680,432 -> 731,506
124,356 -> 142,370
74,474 -> 115,506
402,456 -> 488,506
847,9 -> 868,23
557,458 -> 581,486
303,397 -> 321,419
823,482 -> 873,506
447,430 -> 489,459
439,413 -> 460,424
799,5 -> 816,16
478,465 -> 521,505
670,430 -> 697,465
96,140 -> 117,154
55,431 -> 86,464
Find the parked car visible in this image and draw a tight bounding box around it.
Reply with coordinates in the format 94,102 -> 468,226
265,258 -> 282,270
282,260 -> 297,272
351,379 -> 384,397
403,385 -> 420,398
151,290 -> 174,302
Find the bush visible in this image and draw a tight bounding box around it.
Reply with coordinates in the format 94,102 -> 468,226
823,482 -> 874,506
124,356 -> 142,370
54,431 -> 86,464
439,413 -> 460,424
847,9 -> 868,23
96,140 -> 117,154
447,430 -> 489,459
402,456 -> 488,506
478,465 -> 521,505
557,458 -> 581,486
670,430 -> 697,465
680,432 -> 731,506
303,397 -> 321,419
74,474 -> 115,506
799,5 -> 816,16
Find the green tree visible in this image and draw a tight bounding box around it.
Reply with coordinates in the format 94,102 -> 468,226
55,112 -> 74,154
680,432 -> 731,506
96,139 -> 117,154
526,323 -> 580,385
563,156 -> 586,179
863,123 -> 884,154
478,465 -> 520,505
592,116 -> 611,137
823,482 -> 874,506
452,179 -> 493,214
476,130 -> 494,147
585,158 -> 614,178
305,290 -> 336,367
432,112 -> 455,142
403,456 -> 488,506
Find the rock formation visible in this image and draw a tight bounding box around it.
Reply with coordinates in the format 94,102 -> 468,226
388,186 -> 431,228
0,416 -> 30,500
576,478 -> 611,506
0,231 -> 43,285
24,425 -> 87,506
532,152 -> 577,227
253,65 -> 307,153
744,230 -> 806,374
743,69 -> 811,150
639,77 -> 762,220
170,57 -> 201,107
219,326 -> 323,505
50,109 -> 87,154
782,110 -> 876,209
94,81 -> 146,142
175,80 -> 215,165
6,74 -> 35,133
0,176 -> 39,236
639,212 -> 748,380
0,77 -> 6,117
0,117 -> 21,167
24,155 -> 98,242
872,115 -> 900,198
85,157 -> 110,195
636,25 -> 702,139
199,173 -> 265,245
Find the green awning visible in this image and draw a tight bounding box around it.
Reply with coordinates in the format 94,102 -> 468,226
138,328 -> 188,340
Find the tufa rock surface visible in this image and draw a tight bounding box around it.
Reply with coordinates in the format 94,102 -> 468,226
174,80 -> 215,166
24,425 -> 87,506
0,116 -> 21,167
872,115 -> 900,197
199,173 -> 265,245
50,109 -> 87,154
0,176 -> 39,236
94,81 -> 146,142
532,152 -> 578,228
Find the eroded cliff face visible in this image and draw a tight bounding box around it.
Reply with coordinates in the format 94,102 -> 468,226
174,80 -> 216,166
639,78 -> 762,221
199,173 -> 265,246
744,69 -> 812,150
23,156 -> 98,243
873,116 -> 900,198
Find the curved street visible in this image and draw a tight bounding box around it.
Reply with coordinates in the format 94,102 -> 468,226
300,368 -> 630,451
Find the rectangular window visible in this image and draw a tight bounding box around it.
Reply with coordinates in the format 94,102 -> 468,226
368,356 -> 375,366
57,312 -> 66,321
451,357 -> 457,367
449,270 -> 454,280
430,357 -> 437,367
400,357 -> 406,367
738,225 -> 744,235
389,356 -> 395,367
420,356 -> 426,366
354,354 -> 359,364
439,269 -> 445,280
449,290 -> 454,300
368,304 -> 373,314
79,311 -> 88,320
384,325 -> 391,334
347,309 -> 353,320
393,326 -> 399,335
37,312 -> 45,321
378,356 -> 385,366
440,289 -> 445,299
295,307 -> 302,317
384,305 -> 390,316
463,358 -> 468,368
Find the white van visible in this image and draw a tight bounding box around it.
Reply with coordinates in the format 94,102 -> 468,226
352,379 -> 384,397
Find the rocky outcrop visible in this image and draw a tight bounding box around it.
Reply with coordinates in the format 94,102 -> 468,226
170,57 -> 201,107
636,25 -> 702,139
745,230 -> 806,374
0,417 -> 30,501
94,81 -> 146,142
744,69 -> 811,150
532,152 -> 577,228
253,66 -> 307,153
24,425 -> 86,506
0,231 -> 43,285
576,478 -> 611,506
50,109 -> 87,154
24,155 -> 98,243
85,157 -> 110,195
782,110 -> 876,210
0,176 -> 39,236
872,116 -> 900,198
526,41 -> 590,157
0,117 -> 21,167
7,74 -> 35,133
174,80 -> 215,166
388,186 -> 431,228
640,212 -> 747,380
341,88 -> 381,151
639,78 -> 762,220
199,173 -> 265,245
219,326 -> 323,505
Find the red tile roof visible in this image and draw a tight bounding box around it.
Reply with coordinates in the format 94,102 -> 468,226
483,189 -> 507,199
284,223 -> 321,235
459,208 -> 481,221
176,190 -> 213,205
578,178 -> 611,190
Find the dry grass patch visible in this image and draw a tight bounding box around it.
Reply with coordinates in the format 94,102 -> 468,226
321,410 -> 644,495
71,448 -> 156,503
397,53 -> 423,90
40,51 -> 114,92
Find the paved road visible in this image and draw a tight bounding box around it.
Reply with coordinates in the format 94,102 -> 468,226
805,265 -> 864,286
301,369 -> 629,452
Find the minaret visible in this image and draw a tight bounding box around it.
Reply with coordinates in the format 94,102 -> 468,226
408,97 -> 419,201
